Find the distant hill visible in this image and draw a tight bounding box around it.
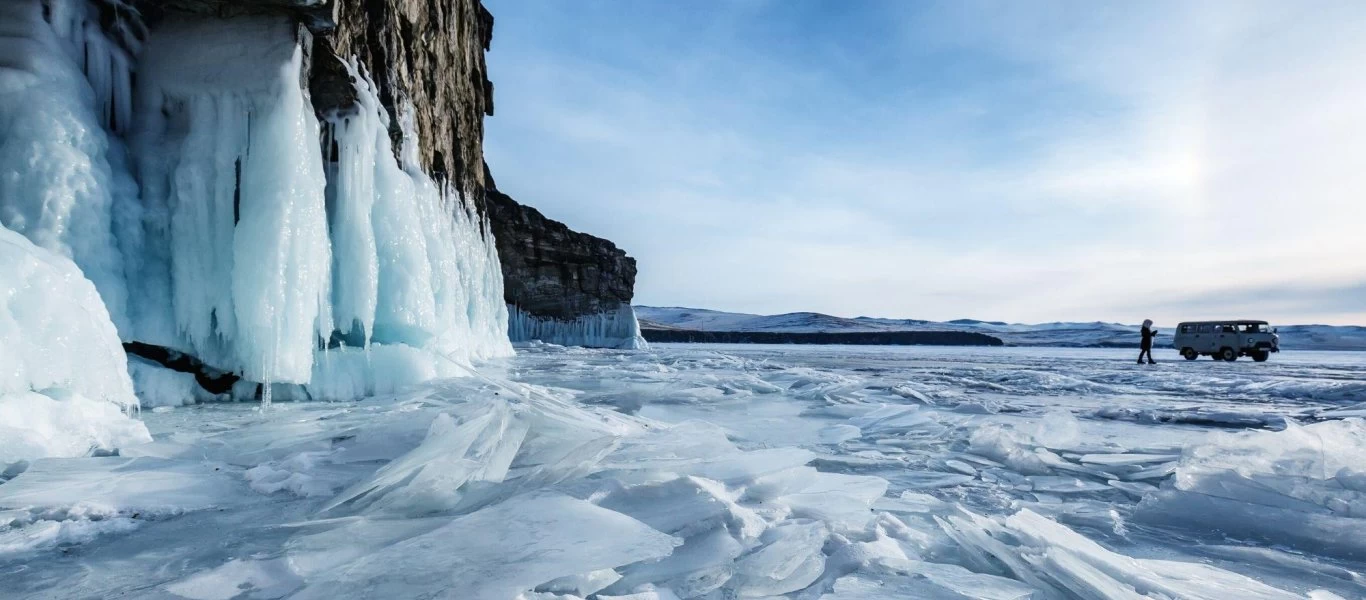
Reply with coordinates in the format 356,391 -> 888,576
633,306 -> 1366,350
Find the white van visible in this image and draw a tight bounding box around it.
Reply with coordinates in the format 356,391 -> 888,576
1173,320 -> 1279,362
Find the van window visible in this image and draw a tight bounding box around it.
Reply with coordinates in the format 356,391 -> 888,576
1198,324 -> 1213,333
1180,325 -> 1192,333
1221,325 -> 1236,333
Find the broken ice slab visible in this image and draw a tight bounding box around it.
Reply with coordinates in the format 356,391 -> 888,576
163,558 -> 303,600
536,568 -> 623,597
1024,476 -> 1112,494
896,471 -> 976,490
871,491 -> 951,516
729,520 -> 829,597
1078,453 -> 1182,466
597,475 -> 765,540
944,459 -> 978,476
289,493 -> 678,600
941,508 -> 1308,600
775,472 -> 890,531
1105,480 -> 1157,498
818,560 -> 1036,600
818,424 -> 862,444
1121,461 -> 1177,481
0,457 -> 253,517
609,527 -> 744,597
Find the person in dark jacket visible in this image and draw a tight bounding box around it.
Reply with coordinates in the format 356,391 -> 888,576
1138,319 -> 1157,364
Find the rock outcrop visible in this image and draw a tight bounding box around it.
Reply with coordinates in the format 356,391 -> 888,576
484,169 -> 637,321
485,168 -> 645,348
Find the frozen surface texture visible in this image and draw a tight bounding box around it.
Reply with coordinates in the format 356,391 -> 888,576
509,304 -> 647,350
0,228 -> 148,465
2,345 -> 1362,599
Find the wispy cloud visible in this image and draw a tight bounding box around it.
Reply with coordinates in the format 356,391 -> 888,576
483,0 -> 1366,325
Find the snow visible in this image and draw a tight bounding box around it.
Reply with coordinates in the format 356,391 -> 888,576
636,306 -> 1366,351
0,228 -> 149,465
510,303 -> 648,349
2,345 -> 1362,599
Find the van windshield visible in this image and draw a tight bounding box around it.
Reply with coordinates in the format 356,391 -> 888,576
1240,323 -> 1268,333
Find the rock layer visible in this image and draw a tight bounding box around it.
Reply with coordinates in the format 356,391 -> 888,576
484,167 -> 639,322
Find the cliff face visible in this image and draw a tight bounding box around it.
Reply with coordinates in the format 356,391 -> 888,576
484,169 -> 638,322
138,0 -> 494,202
130,0 -> 641,349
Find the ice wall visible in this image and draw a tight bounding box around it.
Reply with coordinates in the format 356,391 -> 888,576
0,228 -> 150,464
508,304 -> 647,349
123,15 -> 508,393
127,16 -> 333,385
319,60 -> 510,365
2,2 -> 513,406
0,0 -> 134,332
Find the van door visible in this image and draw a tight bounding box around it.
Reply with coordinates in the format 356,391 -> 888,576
1193,323 -> 1214,352
1215,323 -> 1237,351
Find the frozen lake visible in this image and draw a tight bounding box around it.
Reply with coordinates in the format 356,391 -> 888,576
2,344 -> 1364,599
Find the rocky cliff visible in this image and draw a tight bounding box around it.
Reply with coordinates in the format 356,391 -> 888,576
124,0 -> 641,352
485,168 -> 646,348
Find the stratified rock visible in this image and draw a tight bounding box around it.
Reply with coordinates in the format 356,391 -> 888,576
484,166 -> 638,322
485,166 -> 644,348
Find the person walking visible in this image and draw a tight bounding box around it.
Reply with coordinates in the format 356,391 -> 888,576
1138,319 -> 1157,364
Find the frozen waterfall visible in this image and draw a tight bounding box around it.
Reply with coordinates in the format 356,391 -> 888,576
508,304 -> 648,350
0,1 -> 512,417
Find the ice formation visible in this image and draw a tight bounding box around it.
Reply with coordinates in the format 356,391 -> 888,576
5,343 -> 1366,597
1138,418 -> 1366,560
2,2 -> 512,408
0,228 -> 149,464
509,303 -> 648,349
0,0 -> 134,331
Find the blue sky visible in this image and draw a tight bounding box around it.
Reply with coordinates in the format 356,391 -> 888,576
483,0 -> 1366,326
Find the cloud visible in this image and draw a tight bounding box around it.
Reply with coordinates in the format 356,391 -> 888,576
483,0 -> 1366,325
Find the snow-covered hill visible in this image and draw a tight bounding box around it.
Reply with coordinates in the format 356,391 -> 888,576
635,306 -> 1366,350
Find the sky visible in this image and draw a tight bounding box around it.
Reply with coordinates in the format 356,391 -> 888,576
482,0 -> 1366,326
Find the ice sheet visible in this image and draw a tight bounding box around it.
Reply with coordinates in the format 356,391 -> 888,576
4,344 -> 1363,598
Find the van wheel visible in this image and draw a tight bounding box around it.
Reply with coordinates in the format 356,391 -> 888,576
1252,350 -> 1270,362
1181,348 -> 1198,360
1219,347 -> 1238,361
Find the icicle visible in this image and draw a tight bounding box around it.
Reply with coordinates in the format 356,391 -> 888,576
1,0 -> 132,332
507,304 -> 648,349
133,16 -> 332,384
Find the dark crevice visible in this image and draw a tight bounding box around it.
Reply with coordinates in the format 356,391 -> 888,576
124,341 -> 241,395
